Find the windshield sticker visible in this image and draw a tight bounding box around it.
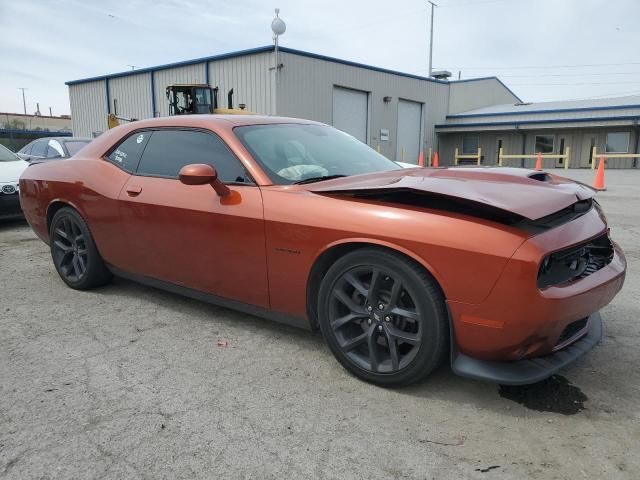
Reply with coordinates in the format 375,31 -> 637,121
136,134 -> 144,144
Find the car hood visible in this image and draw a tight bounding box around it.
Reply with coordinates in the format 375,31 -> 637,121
304,167 -> 595,221
0,159 -> 29,183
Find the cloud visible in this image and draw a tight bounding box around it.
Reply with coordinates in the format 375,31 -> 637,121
1,0 -> 639,115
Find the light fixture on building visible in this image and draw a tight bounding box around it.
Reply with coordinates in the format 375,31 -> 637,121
383,96 -> 392,103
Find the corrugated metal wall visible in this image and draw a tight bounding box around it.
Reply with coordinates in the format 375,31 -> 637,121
276,51 -> 450,162
108,73 -> 153,121
153,63 -> 206,117
448,79 -> 520,115
438,127 -> 639,168
208,51 -> 274,114
69,80 -> 107,137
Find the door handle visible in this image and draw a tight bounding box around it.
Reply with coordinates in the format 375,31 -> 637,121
126,185 -> 142,196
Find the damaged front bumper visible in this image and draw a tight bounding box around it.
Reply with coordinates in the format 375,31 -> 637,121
451,311 -> 603,385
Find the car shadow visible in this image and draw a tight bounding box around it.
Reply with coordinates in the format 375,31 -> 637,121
0,217 -> 27,230
96,276 -> 326,350
81,275 -> 604,415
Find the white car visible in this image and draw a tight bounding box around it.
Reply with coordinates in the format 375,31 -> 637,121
0,144 -> 28,219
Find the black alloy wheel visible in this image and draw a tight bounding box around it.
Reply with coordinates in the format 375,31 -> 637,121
49,207 -> 112,290
318,248 -> 448,386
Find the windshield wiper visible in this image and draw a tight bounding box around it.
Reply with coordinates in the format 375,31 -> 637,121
294,174 -> 347,185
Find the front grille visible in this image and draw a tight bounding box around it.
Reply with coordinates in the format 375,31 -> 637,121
555,317 -> 589,348
538,233 -> 614,288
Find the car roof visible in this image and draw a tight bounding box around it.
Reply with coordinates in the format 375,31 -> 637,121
122,115 -> 324,129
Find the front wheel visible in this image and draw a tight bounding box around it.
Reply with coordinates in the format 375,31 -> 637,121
318,248 -> 448,387
49,207 -> 112,290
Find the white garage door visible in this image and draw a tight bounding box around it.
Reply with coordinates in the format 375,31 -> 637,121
332,87 -> 368,143
396,99 -> 423,164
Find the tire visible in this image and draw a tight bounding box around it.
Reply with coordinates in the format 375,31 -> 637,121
317,248 -> 448,387
49,207 -> 112,290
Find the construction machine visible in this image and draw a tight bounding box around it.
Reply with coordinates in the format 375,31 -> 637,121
107,85 -> 250,129
166,85 -> 250,115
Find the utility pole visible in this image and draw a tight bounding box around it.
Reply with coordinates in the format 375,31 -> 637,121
18,88 -> 28,115
427,1 -> 437,77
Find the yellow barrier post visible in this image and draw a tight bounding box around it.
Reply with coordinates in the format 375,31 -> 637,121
564,146 -> 570,169
498,147 -> 503,166
454,147 -> 459,166
477,147 -> 482,166
592,146 -> 597,169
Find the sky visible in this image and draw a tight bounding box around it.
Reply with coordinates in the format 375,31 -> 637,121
1,0 -> 639,116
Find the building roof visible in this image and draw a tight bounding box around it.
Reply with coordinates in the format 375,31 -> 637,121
65,44 -> 512,90
437,94 -> 640,132
447,94 -> 640,118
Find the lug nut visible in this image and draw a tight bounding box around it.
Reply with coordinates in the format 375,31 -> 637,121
367,318 -> 372,325
384,316 -> 391,322
378,303 -> 384,310
378,325 -> 383,332
366,305 -> 372,312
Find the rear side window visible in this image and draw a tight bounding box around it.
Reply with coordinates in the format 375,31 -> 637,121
136,129 -> 250,183
31,140 -> 48,157
106,131 -> 150,172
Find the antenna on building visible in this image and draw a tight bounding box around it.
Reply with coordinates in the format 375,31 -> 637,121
271,8 -> 286,115
427,1 -> 437,77
35,102 -> 42,116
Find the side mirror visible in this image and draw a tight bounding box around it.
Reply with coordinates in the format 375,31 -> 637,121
178,163 -> 230,197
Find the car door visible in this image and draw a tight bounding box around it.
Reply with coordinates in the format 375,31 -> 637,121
117,128 -> 269,308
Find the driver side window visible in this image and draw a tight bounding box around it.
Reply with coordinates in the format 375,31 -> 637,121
135,129 -> 252,183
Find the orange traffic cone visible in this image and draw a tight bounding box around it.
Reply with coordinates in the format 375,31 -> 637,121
592,155 -> 606,191
432,152 -> 440,168
534,152 -> 543,171
418,151 -> 425,167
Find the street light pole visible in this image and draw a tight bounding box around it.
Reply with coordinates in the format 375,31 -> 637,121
18,88 -> 28,115
427,1 -> 437,77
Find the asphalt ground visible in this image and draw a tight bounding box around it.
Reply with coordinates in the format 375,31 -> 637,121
1,168 -> 638,479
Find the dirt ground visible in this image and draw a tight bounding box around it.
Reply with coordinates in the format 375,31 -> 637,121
1,169 -> 638,479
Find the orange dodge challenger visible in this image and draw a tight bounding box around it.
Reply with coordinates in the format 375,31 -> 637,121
19,115 -> 626,386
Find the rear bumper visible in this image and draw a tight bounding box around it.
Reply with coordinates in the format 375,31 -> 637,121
451,311 -> 603,385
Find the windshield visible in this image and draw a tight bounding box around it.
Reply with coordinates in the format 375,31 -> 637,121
0,144 -> 21,162
234,124 -> 401,185
64,140 -> 90,156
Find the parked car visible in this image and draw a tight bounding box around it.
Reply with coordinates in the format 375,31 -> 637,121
19,115 -> 626,386
17,136 -> 91,162
0,144 -> 29,219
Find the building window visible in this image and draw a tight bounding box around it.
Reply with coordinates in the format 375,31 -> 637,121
605,132 -> 630,153
462,136 -> 479,154
534,135 -> 554,154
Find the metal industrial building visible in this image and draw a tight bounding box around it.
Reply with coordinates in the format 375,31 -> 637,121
66,45 -> 520,163
436,95 -> 640,169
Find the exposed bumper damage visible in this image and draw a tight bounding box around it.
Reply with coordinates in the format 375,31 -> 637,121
451,312 -> 604,385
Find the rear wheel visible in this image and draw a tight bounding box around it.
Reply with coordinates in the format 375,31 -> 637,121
49,207 -> 112,290
318,248 -> 448,386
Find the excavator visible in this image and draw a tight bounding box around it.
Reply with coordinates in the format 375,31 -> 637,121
107,85 -> 250,129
